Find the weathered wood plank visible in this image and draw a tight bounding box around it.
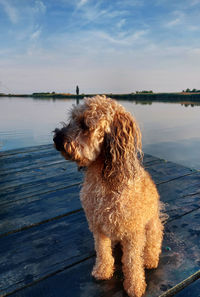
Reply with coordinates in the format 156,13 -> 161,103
158,172 -> 200,203
0,167 -> 83,205
147,160 -> 193,184
5,208 -> 200,297
166,193 -> 200,221
143,153 -> 161,165
145,208 -> 200,296
1,172 -> 200,237
157,171 -> 200,220
0,144 -> 157,162
0,147 -> 62,175
0,184 -> 82,236
1,153 -> 161,191
173,279 -> 200,297
0,161 -> 73,190
0,158 -> 192,207
0,149 -> 159,177
0,144 -> 52,157
1,146 -> 199,297
0,145 -> 54,163
0,155 -> 160,190
1,162 -> 199,237
10,261 -> 200,297
1,157 -> 199,236
0,211 -> 94,297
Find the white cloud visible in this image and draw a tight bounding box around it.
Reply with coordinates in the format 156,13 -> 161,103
166,17 -> 181,27
0,0 -> 19,24
164,10 -> 185,28
2,0 -> 200,94
30,29 -> 41,41
34,0 -> 46,14
128,30 -> 147,43
94,31 -> 127,45
188,25 -> 200,31
116,19 -> 126,29
77,0 -> 89,8
83,29 -> 148,47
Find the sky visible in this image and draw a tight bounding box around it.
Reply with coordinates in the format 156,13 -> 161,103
1,0 -> 200,94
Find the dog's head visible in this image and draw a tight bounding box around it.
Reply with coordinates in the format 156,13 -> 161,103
53,95 -> 142,178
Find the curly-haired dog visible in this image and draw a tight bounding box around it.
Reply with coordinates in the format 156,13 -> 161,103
53,95 -> 164,297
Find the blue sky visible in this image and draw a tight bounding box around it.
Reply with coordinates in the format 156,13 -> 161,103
1,0 -> 200,94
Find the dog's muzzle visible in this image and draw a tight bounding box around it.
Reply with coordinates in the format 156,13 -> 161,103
53,129 -> 65,151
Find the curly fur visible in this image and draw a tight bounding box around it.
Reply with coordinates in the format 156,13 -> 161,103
53,95 -> 164,297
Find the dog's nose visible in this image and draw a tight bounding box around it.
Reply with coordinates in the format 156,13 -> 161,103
53,129 -> 65,151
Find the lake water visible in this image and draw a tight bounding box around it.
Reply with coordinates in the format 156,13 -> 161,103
0,96 -> 200,170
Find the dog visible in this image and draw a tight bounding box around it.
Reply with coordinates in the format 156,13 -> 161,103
53,95 -> 164,297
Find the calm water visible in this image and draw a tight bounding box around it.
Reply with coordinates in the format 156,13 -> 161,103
0,97 -> 200,170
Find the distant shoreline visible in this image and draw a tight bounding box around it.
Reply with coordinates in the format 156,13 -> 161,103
1,92 -> 200,103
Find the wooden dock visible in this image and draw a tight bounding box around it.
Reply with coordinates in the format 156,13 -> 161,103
0,144 -> 200,297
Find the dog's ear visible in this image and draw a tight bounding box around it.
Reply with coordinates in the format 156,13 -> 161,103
102,111 -> 142,180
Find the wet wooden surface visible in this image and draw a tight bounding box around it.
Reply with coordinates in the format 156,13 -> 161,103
0,144 -> 199,297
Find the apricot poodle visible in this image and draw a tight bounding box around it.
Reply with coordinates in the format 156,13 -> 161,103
53,95 -> 164,297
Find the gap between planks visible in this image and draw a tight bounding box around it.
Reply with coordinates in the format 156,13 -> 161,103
0,208 -> 82,239
2,254 -> 95,297
159,270 -> 200,297
0,144 -> 53,157
0,191 -> 199,240
0,168 -> 197,208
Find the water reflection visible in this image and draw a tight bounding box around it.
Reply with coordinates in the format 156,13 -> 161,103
0,96 -> 200,170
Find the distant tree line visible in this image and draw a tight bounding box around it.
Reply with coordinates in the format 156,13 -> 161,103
182,88 -> 200,93
135,90 -> 153,94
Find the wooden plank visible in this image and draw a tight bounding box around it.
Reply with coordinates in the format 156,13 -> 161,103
1,162 -> 199,236
166,193 -> 200,221
8,258 -> 97,297
0,154 -> 160,190
1,146 -> 199,297
0,161 -> 73,190
0,156 -> 162,193
0,150 -> 159,176
0,148 -> 62,175
143,153 -> 161,164
10,261 -> 200,297
0,211 -> 94,297
0,144 -> 154,162
158,172 -> 200,203
171,279 -> 200,297
0,158 -> 192,206
0,156 -> 162,205
0,144 -> 52,157
158,271 -> 200,297
1,171 -> 200,237
147,160 -> 193,184
0,184 -> 82,236
1,165 -> 199,236
157,172 -> 200,220
0,166 -> 83,205
5,208 -> 200,297
0,158 -> 65,177
146,208 -> 200,296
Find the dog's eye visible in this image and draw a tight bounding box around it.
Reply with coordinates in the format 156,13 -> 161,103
80,118 -> 88,130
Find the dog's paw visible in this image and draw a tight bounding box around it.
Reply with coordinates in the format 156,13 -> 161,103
144,258 -> 159,269
92,264 -> 114,280
123,279 -> 146,297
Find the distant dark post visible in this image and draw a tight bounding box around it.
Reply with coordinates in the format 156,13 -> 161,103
76,85 -> 79,105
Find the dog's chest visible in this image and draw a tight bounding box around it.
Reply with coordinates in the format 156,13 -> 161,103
80,179 -> 133,238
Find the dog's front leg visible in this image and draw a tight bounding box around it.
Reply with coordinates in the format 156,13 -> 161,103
92,232 -> 114,280
122,232 -> 146,297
